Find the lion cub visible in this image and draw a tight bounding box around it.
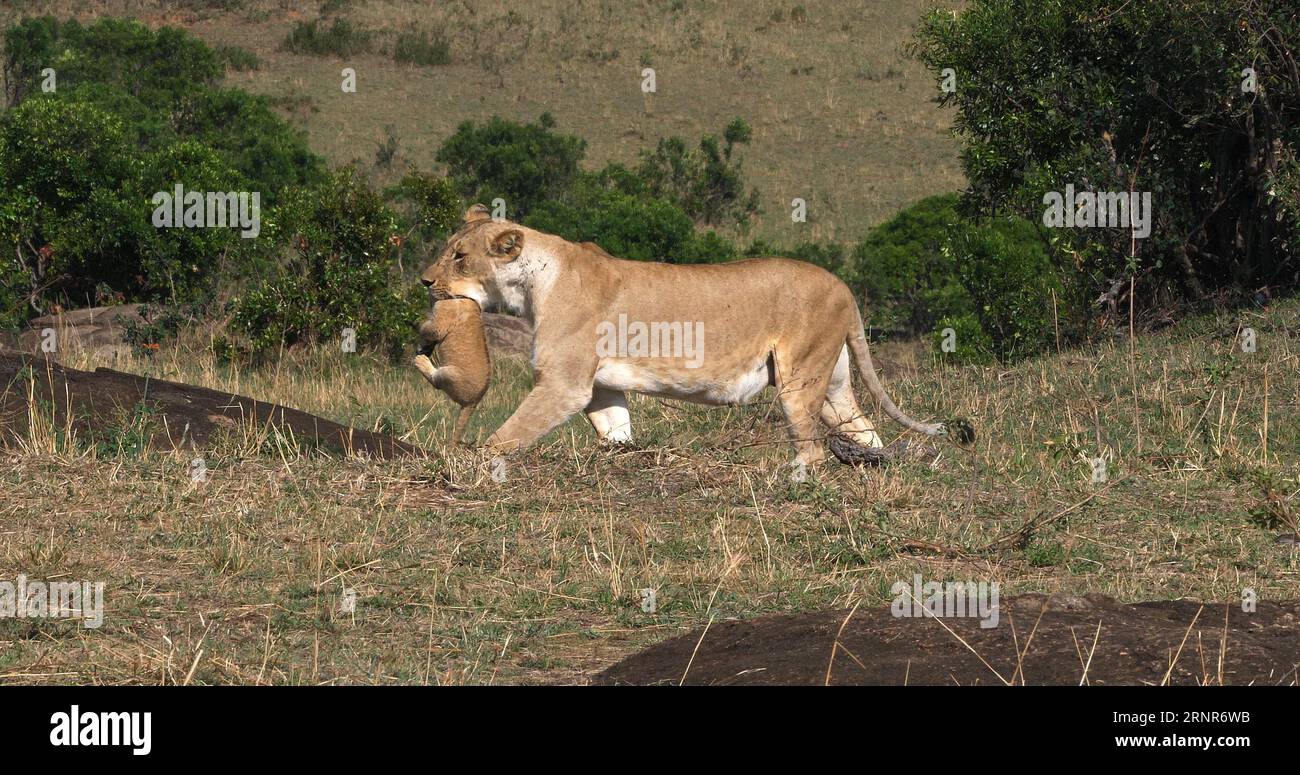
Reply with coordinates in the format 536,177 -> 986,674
413,299 -> 490,445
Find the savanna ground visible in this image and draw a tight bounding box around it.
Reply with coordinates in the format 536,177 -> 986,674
0,0 -> 962,245
2,298 -> 1296,684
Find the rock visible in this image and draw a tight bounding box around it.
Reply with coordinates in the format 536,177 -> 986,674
0,351 -> 420,458
17,304 -> 148,354
482,312 -> 532,358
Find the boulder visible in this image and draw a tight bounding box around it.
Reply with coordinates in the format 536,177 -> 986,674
17,304 -> 148,359
483,312 -> 533,358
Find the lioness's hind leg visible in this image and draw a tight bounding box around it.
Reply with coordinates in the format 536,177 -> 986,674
585,387 -> 632,443
821,345 -> 883,448
776,385 -> 829,467
772,364 -> 831,468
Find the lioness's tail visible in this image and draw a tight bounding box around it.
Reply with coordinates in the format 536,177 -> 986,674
847,307 -> 952,439
451,403 -> 478,446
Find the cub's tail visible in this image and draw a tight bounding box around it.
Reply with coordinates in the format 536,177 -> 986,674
451,403 -> 478,446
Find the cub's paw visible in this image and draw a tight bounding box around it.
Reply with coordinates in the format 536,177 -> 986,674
412,354 -> 439,381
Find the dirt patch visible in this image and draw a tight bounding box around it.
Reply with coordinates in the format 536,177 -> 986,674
592,594 -> 1300,685
0,351 -> 419,458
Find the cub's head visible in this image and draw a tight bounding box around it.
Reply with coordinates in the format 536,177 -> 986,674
420,204 -> 525,308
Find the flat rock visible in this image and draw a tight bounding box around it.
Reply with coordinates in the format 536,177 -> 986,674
0,351 -> 420,458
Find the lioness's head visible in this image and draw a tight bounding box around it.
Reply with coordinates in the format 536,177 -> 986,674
420,204 -> 526,308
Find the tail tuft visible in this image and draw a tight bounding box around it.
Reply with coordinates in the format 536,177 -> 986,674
946,418 -> 976,445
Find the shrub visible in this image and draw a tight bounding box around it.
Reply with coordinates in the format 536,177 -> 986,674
228,167 -> 424,360
137,140 -> 253,301
214,43 -> 260,71
0,16 -> 323,319
525,167 -> 736,263
945,217 -> 1066,362
436,114 -> 585,219
121,302 -> 205,355
388,170 -> 462,244
847,194 -> 969,334
0,98 -> 140,310
930,313 -> 994,365
394,31 -> 451,66
1,17 -> 321,197
3,17 -> 221,109
175,88 -> 323,199
0,100 -> 258,313
281,18 -> 374,58
635,118 -> 759,227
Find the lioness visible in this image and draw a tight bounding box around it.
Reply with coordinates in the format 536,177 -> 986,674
420,204 -> 971,466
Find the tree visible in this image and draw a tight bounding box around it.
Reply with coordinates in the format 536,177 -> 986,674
913,0 -> 1300,309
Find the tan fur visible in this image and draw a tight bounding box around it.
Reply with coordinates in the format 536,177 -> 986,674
420,205 -> 965,464
412,298 -> 490,445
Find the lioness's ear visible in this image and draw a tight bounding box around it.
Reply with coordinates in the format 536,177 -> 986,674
490,229 -> 525,260
463,204 -> 491,224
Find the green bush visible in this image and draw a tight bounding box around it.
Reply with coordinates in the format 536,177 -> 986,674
387,170 -> 463,258
228,167 -> 425,360
846,194 -> 969,334
214,43 -> 260,72
437,114 -> 586,219
0,99 -> 257,313
746,194 -> 1067,362
524,167 -> 735,263
137,140 -> 252,301
3,17 -> 221,109
635,118 -> 759,228
945,217 -> 1065,362
176,88 -> 324,198
435,115 -> 755,258
0,16 -> 323,320
930,313 -> 994,365
1,17 -> 321,197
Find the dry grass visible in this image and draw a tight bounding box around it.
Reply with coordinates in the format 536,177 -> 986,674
0,0 -> 963,244
2,298 -> 1297,684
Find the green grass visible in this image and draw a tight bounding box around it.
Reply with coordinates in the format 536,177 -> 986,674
214,43 -> 260,71
393,30 -> 451,67
280,18 -> 374,58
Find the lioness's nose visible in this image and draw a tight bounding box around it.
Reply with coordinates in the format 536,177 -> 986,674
420,278 -> 434,287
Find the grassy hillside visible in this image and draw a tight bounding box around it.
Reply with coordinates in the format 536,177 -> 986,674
2,297 -> 1295,684
0,0 -> 963,245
